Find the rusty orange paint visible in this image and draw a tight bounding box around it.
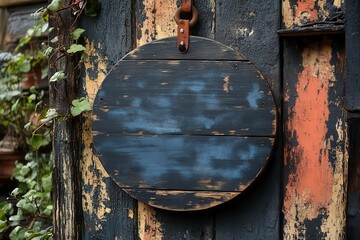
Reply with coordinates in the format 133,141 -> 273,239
283,39 -> 337,236
295,0 -> 319,23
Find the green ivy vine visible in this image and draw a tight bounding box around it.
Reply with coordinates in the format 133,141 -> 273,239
0,0 -> 99,239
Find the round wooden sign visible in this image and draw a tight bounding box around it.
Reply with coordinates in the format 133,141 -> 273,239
92,36 -> 277,211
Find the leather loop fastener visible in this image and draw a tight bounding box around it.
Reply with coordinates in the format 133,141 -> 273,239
177,19 -> 190,53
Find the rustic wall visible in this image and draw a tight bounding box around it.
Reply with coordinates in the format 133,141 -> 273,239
80,0 -> 281,239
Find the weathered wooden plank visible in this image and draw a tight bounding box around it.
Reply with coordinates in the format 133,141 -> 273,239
92,59 -> 276,136
283,36 -> 347,239
345,0 -> 360,111
129,190 -> 239,211
93,106 -> 274,137
347,113 -> 360,240
79,0 -> 135,238
94,134 -> 273,191
49,0 -> 82,239
124,36 -> 245,60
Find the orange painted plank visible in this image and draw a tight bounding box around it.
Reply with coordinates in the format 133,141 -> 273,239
283,38 -> 347,239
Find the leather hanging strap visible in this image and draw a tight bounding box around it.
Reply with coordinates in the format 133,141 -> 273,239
174,0 -> 198,53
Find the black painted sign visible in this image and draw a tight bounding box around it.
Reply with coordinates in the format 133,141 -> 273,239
92,36 -> 277,211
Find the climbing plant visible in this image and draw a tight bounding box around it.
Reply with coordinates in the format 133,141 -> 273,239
0,0 -> 98,239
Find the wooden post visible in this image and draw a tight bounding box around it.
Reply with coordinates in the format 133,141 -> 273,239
49,1 -> 83,239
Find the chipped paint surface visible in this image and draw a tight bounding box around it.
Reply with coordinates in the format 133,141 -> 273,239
283,39 -> 347,238
81,39 -> 111,231
137,0 -> 177,46
282,0 -> 344,28
138,202 -> 163,240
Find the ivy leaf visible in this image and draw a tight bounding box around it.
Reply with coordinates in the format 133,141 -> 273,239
67,44 -> 86,54
11,188 -> 21,197
16,199 -> 36,214
71,97 -> 92,116
71,28 -> 86,40
47,0 -> 63,12
49,71 -> 66,82
0,219 -> 7,233
9,226 -> 26,240
42,173 -> 52,192
31,134 -> 45,150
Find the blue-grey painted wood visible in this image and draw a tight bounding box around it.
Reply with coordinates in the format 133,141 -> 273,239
93,134 -> 272,191
123,36 -> 245,60
91,37 -> 277,210
93,60 -> 276,136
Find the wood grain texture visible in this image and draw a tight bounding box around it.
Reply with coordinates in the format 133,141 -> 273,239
124,36 -> 245,60
92,37 -> 277,210
93,60 -> 275,137
49,1 -> 82,239
79,0 -> 135,239
283,37 -> 347,239
94,135 -> 273,190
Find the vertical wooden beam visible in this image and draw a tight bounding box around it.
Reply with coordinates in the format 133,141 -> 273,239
49,1 -> 82,239
283,37 -> 347,239
79,0 -> 135,238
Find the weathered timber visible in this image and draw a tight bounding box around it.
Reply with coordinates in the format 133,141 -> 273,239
92,37 -> 277,211
124,36 -> 245,60
281,0 -> 344,29
79,0 -> 136,238
92,60 -> 275,137
94,134 -> 273,189
345,0 -> 360,110
283,36 -> 347,239
49,0 -> 82,239
277,24 -> 344,37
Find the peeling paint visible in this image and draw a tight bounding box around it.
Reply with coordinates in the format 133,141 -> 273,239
223,76 -> 230,93
138,202 -> 163,240
137,0 -> 177,46
283,39 -> 347,239
81,40 -> 111,231
282,0 -> 344,28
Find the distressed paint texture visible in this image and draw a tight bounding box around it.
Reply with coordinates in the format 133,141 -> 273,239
82,40 -> 111,231
282,0 -> 345,28
138,202 -> 164,240
136,0 -> 177,46
283,39 -> 347,239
